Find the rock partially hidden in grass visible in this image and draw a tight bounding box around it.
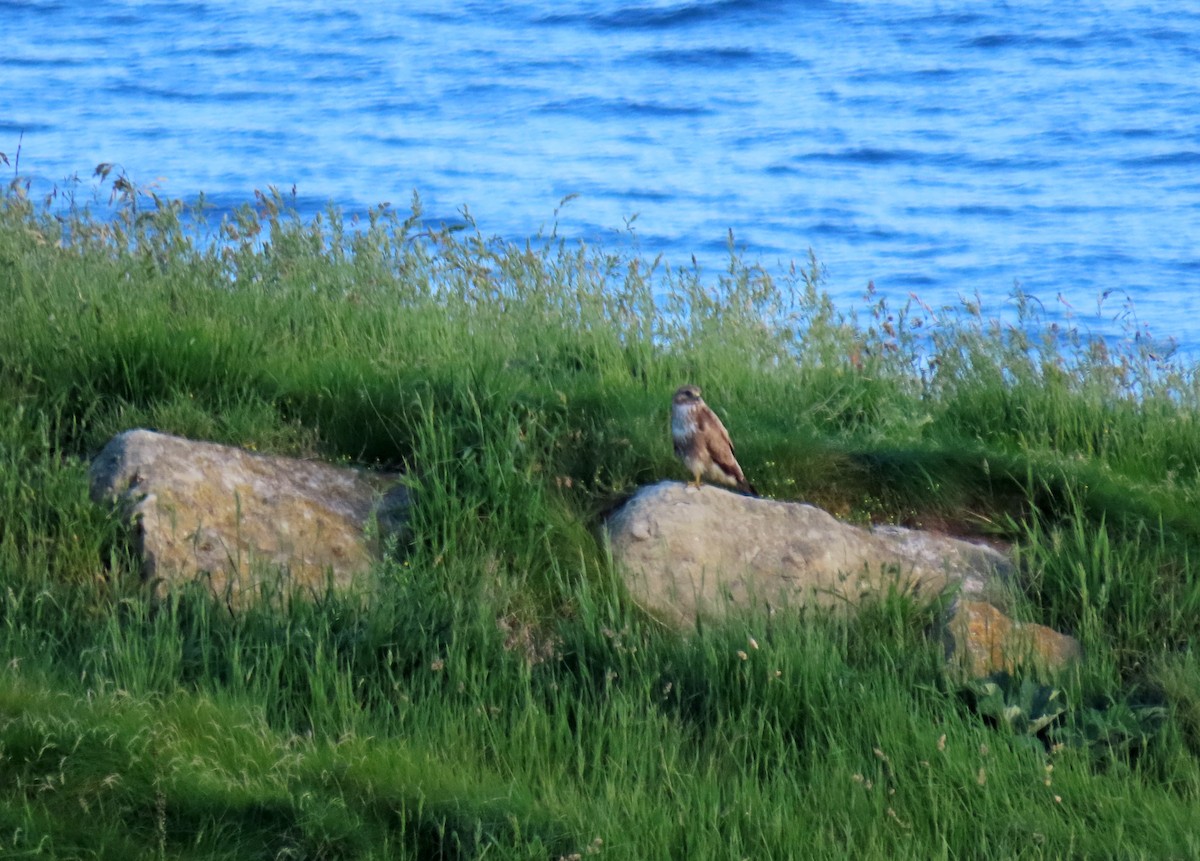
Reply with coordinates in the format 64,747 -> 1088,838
89,429 -> 410,605
946,599 -> 1082,679
606,481 -> 1080,675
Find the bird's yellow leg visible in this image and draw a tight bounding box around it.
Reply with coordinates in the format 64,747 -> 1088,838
690,469 -> 702,489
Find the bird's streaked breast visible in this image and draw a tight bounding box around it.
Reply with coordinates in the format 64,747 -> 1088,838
671,404 -> 698,441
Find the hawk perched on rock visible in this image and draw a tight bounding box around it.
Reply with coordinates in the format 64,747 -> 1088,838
670,385 -> 757,495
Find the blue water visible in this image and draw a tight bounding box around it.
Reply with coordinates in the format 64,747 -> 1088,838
4,1 -> 1199,350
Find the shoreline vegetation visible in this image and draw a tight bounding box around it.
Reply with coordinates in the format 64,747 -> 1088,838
2,169 -> 1200,858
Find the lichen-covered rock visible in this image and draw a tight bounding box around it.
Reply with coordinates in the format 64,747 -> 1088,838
90,429 -> 409,604
945,600 -> 1083,679
606,481 -> 1011,623
605,481 -> 1080,675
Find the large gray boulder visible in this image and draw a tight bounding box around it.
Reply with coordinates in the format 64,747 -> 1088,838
90,430 -> 409,605
606,482 -> 1080,676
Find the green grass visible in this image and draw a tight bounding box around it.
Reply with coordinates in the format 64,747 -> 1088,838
2,170 -> 1200,858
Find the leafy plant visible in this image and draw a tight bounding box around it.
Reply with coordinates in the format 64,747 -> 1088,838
964,673 -> 1069,737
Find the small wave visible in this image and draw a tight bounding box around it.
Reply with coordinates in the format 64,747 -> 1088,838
585,186 -> 676,204
1120,151 -> 1200,167
193,44 -> 256,59
955,205 -> 1014,219
968,33 -> 1021,48
641,46 -> 771,68
886,272 -> 939,287
968,33 -> 1087,50
104,82 -> 284,104
167,2 -> 206,15
0,121 -> 53,134
808,221 -> 904,242
911,11 -> 990,28
538,0 -> 790,31
797,147 -> 924,166
970,154 -> 1065,171
536,96 -> 710,119
909,67 -> 962,80
1145,27 -> 1188,44
99,12 -> 141,26
1,55 -> 86,68
1115,127 -> 1157,139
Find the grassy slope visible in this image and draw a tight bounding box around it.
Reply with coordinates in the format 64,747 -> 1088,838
1,177 -> 1200,858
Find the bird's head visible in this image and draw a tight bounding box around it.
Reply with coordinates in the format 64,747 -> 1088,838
672,385 -> 703,406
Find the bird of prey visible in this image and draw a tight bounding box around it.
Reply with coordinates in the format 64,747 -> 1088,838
670,385 -> 757,495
